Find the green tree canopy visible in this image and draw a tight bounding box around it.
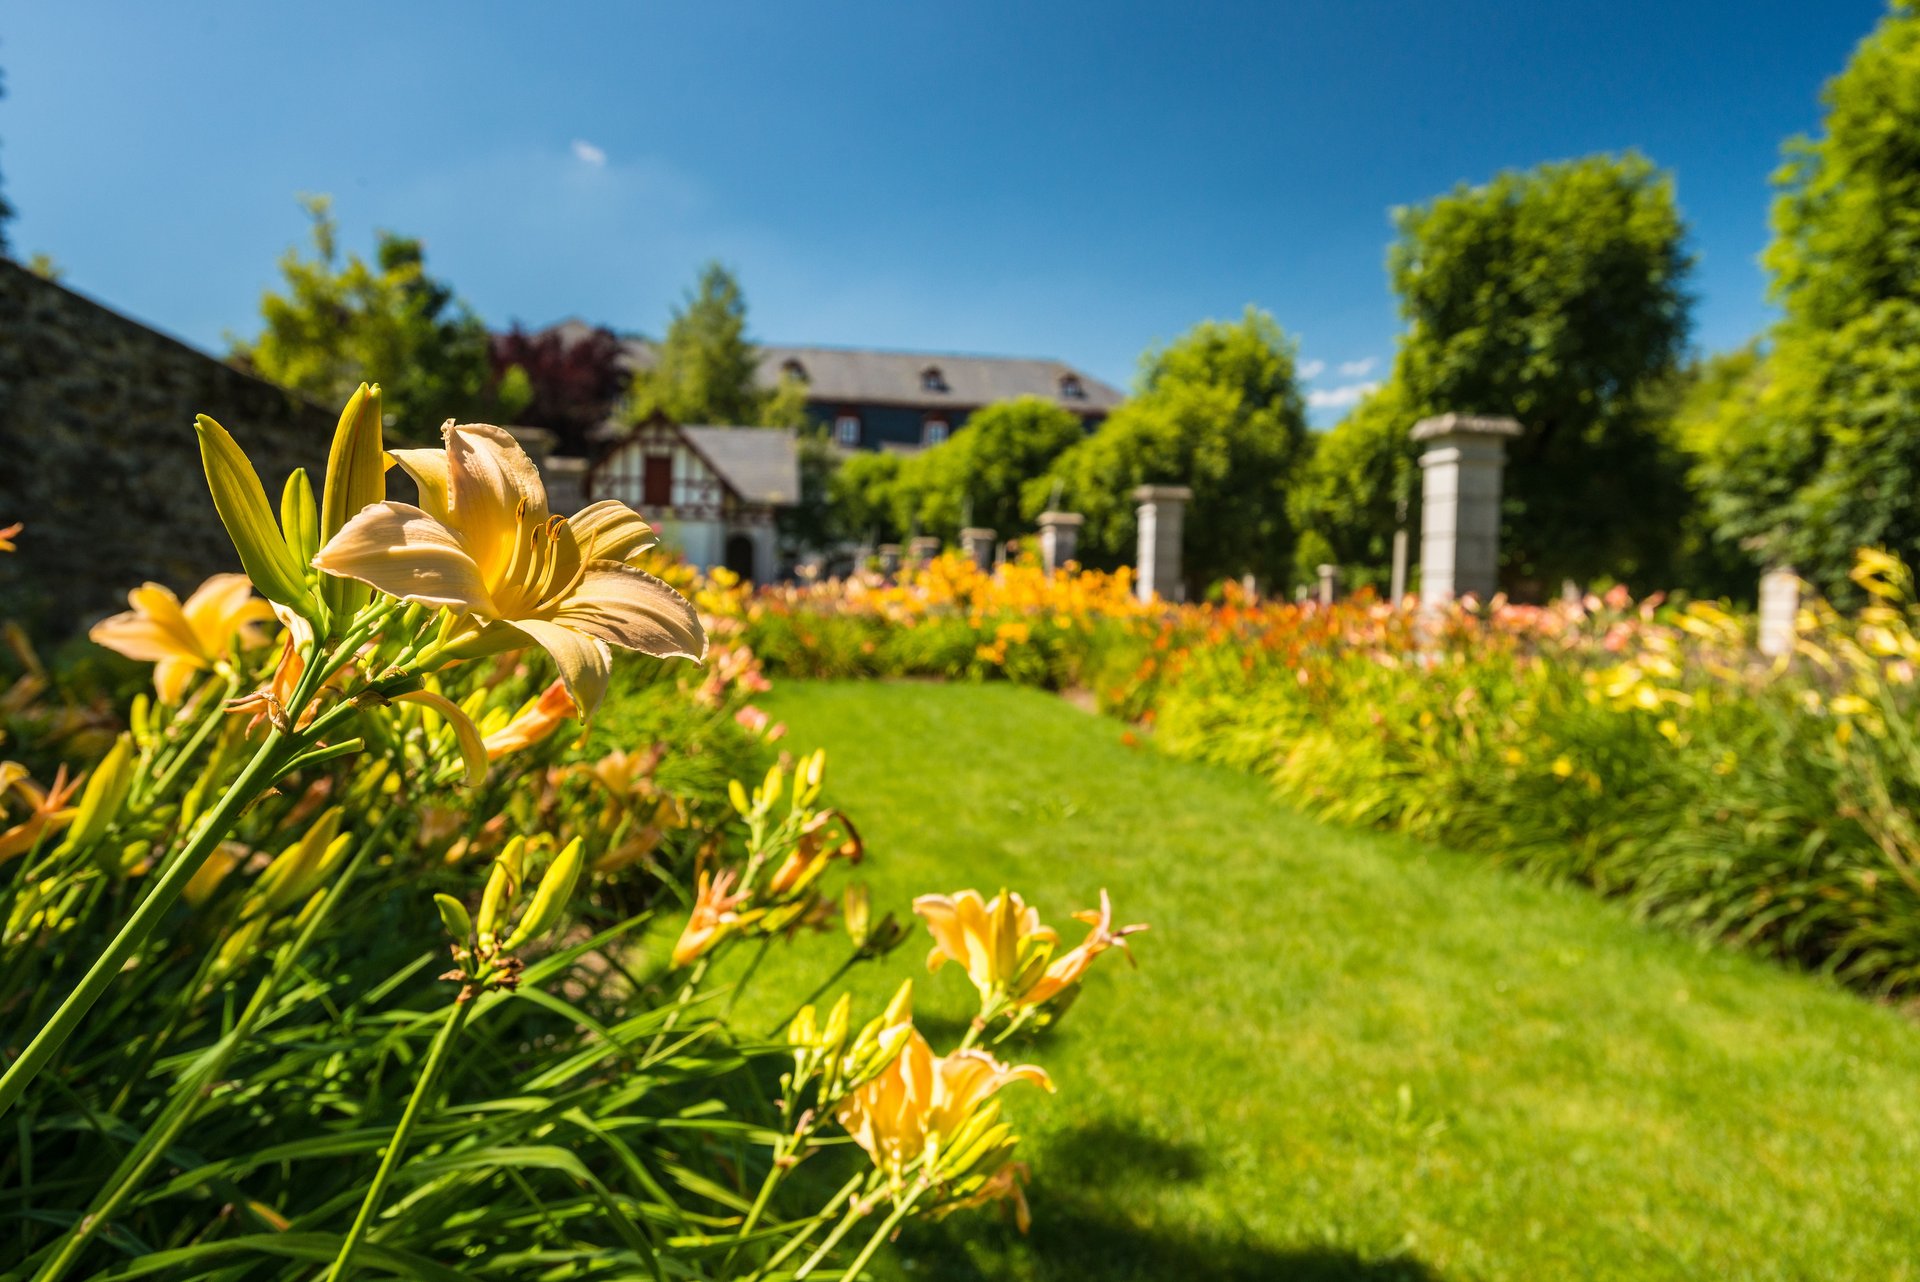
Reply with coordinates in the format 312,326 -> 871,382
1285,383 -> 1419,592
628,262 -> 806,429
1389,151 -> 1694,592
0,66 -> 14,255
1695,2 -> 1920,591
1036,308 -> 1310,590
233,197 -> 496,440
898,396 -> 1086,542
828,450 -> 906,545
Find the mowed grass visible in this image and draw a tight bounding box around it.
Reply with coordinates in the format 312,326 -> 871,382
716,680 -> 1920,1281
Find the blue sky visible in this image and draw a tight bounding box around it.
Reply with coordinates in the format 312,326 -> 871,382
2,1 -> 1890,423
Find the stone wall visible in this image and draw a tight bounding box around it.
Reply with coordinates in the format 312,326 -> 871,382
0,261 -> 337,636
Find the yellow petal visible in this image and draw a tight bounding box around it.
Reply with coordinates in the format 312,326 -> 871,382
89,584 -> 199,664
154,655 -> 204,704
395,690 -> 488,787
447,424 -> 547,588
312,502 -> 496,612
181,573 -> 273,656
391,443 -> 453,525
508,617 -> 612,718
553,563 -> 706,661
568,501 -> 658,565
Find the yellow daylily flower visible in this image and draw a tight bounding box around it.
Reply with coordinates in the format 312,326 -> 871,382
311,422 -> 705,716
88,574 -> 275,703
0,764 -> 81,866
912,888 -> 1058,1001
0,522 -> 21,553
834,1027 -> 1051,1181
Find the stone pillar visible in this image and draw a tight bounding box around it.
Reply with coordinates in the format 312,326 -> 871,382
907,535 -> 941,566
877,544 -> 901,576
1132,485 -> 1193,604
1758,567 -> 1800,658
1316,563 -> 1339,606
1037,511 -> 1084,574
960,527 -> 996,571
1411,414 -> 1522,606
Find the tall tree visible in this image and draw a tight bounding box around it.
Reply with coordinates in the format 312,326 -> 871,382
1036,308 -> 1310,590
0,65 -> 15,255
1697,2 -> 1920,592
903,396 -> 1086,541
1389,152 -> 1693,593
234,197 -> 494,440
628,262 -> 804,428
1286,383 -> 1419,592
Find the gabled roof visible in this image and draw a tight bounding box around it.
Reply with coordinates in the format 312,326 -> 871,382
756,345 -> 1124,412
679,426 -> 800,506
589,330 -> 1124,414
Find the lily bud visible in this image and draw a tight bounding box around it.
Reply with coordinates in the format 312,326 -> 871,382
727,778 -> 750,817
476,836 -> 528,950
194,414 -> 316,619
55,732 -> 135,864
503,836 -> 586,952
281,468 -> 319,572
434,893 -> 475,947
843,883 -> 872,949
319,384 -> 385,620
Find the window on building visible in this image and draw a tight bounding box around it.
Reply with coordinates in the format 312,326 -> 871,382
643,454 -> 673,507
1059,374 -> 1086,400
921,366 -> 948,393
781,358 -> 809,383
835,413 -> 862,447
923,418 -> 950,447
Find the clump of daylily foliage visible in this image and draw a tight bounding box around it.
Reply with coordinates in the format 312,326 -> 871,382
716,548 -> 1920,998
0,386 -> 1146,1281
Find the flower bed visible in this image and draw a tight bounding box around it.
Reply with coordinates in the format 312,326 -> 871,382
720,552 -> 1920,997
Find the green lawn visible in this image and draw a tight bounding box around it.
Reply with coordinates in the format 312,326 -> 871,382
730,680 -> 1920,1281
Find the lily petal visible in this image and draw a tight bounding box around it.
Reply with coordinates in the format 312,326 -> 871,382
447,424 -> 547,588
395,690 -> 489,787
154,655 -> 206,704
391,443 -> 453,525
181,573 -> 274,655
554,563 -> 707,661
569,501 -> 659,565
312,502 -> 496,612
510,617 -> 613,719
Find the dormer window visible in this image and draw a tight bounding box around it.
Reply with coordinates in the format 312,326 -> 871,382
921,366 -> 949,394
781,358 -> 809,383
1059,374 -> 1086,400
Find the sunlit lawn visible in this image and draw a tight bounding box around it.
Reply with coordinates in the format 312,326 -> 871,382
710,680 -> 1920,1281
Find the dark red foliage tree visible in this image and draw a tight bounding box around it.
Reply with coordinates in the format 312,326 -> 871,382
489,323 -> 632,457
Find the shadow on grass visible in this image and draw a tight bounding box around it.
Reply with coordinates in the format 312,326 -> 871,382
888,1117 -> 1442,1282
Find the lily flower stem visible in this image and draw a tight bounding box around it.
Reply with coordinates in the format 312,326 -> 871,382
138,672 -> 240,808
766,951 -> 864,1038
646,956 -> 710,1058
0,623 -> 373,1121
0,721 -> 296,1121
31,814 -> 392,1282
834,1188 -> 922,1282
744,1172 -> 866,1282
324,996 -> 474,1282
722,1132 -> 800,1276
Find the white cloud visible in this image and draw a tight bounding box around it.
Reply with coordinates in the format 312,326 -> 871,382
1306,381 -> 1381,411
1298,358 -> 1326,380
571,139 -> 608,167
1337,357 -> 1378,378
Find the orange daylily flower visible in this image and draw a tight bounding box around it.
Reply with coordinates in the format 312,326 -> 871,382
1017,889 -> 1148,1008
481,679 -> 574,760
88,574 -> 274,703
672,869 -> 750,967
0,763 -> 82,866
